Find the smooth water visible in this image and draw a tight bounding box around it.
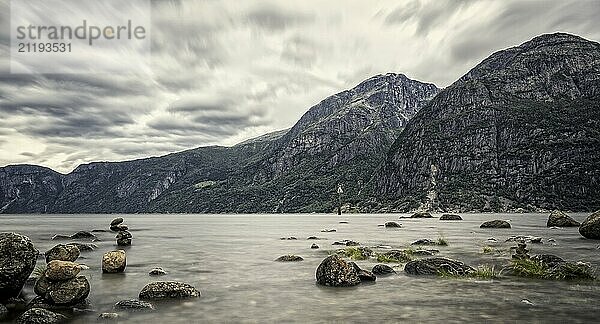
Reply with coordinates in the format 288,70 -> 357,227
2,213 -> 600,323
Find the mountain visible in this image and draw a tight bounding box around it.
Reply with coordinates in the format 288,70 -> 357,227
0,73 -> 439,213
377,33 -> 600,212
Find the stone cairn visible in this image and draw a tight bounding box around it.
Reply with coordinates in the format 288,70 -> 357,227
110,217 -> 132,246
33,244 -> 90,307
512,241 -> 530,260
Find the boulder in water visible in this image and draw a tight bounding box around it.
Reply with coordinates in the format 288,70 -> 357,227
311,243 -> 319,249
404,257 -> 474,276
440,214 -> 462,220
116,231 -> 132,246
102,250 -> 126,273
372,264 -> 396,275
45,244 -> 80,263
480,220 -> 511,228
69,231 -> 96,240
384,221 -> 402,228
114,299 -> 155,312
349,262 -> 376,282
275,255 -> 303,262
547,210 -> 580,227
139,281 -> 200,299
579,210 -> 600,239
0,233 -> 38,301
16,308 -> 66,324
110,224 -> 129,232
315,255 -> 360,287
149,268 -> 168,276
411,212 -> 433,218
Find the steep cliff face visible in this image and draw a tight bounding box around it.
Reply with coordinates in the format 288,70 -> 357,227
0,165 -> 64,213
378,33 -> 600,212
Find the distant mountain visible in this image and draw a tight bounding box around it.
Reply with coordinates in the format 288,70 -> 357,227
377,33 -> 600,212
0,73 -> 439,213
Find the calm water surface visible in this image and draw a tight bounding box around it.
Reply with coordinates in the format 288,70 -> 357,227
2,213 -> 599,323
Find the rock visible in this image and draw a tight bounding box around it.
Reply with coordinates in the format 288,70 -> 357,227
110,218 -> 124,226
531,254 -> 565,268
110,224 -> 129,232
102,250 -> 126,273
98,313 -> 120,321
66,243 -> 97,252
16,308 -> 66,324
372,264 -> 396,275
547,261 -> 596,280
411,239 -> 437,246
0,304 -> 7,321
384,221 -> 402,228
332,240 -> 360,246
349,262 -> 376,282
280,237 -> 297,240
579,210 -> 600,239
412,250 -> 435,256
69,231 -> 96,240
275,255 -> 304,262
307,236 -> 321,240
404,257 -> 474,276
547,210 -> 580,227
45,261 -> 80,281
45,244 -> 80,263
377,250 -> 412,263
315,255 -> 360,287
339,221 -> 349,224
374,245 -> 393,249
0,233 -> 38,301
411,212 -> 433,218
480,220 -> 511,228
506,236 -> 543,244
45,276 -> 90,305
311,243 -> 319,249
512,242 -> 530,260
114,299 -> 155,312
116,231 -> 132,246
521,299 -> 534,306
149,268 -> 168,276
321,229 -> 336,233
440,214 -> 462,220
139,281 -> 200,299
34,273 -> 52,297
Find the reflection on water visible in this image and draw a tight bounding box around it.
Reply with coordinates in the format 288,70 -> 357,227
2,213 -> 600,323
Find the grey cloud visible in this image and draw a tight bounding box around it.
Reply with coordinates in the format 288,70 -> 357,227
281,35 -> 317,68
244,4 -> 313,31
385,0 -> 478,35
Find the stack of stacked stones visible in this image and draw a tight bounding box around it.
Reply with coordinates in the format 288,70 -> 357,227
33,244 -> 90,308
110,217 -> 132,246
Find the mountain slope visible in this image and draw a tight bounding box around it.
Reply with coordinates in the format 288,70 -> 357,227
377,33 -> 600,212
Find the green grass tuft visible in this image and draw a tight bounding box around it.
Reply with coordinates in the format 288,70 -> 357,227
510,258 -> 549,279
436,236 -> 448,246
470,265 -> 501,279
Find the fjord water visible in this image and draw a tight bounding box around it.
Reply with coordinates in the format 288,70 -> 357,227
3,213 -> 600,323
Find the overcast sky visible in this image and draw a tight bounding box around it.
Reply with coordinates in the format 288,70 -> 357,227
1,0 -> 599,173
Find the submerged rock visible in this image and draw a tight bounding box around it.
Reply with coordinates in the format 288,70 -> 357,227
579,210 -> 600,239
0,232 -> 38,301
404,257 -> 474,276
411,212 -> 433,218
45,244 -> 80,263
280,237 -> 297,240
506,236 -> 542,244
70,231 -> 96,240
480,220 -> 511,228
547,210 -> 580,227
16,308 -> 66,324
114,299 -> 155,312
411,239 -> 437,246
332,240 -> 360,246
275,255 -> 304,262
149,268 -> 168,276
311,243 -> 319,249
139,281 -> 200,300
440,214 -> 462,220
372,264 -> 396,275
384,221 -> 402,228
66,243 -> 97,252
98,313 -> 120,321
321,229 -> 337,233
45,261 -> 80,281
102,250 -> 126,273
315,255 -> 360,287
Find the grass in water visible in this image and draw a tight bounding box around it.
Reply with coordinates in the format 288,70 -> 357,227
376,250 -> 413,263
510,258 -> 549,279
438,264 -> 501,280
339,247 -> 372,260
436,236 -> 448,246
481,246 -> 504,254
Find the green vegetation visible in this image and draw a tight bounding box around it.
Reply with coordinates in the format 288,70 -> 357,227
338,247 -> 373,260
436,236 -> 448,246
481,246 -> 504,254
510,258 -> 596,280
470,265 -> 501,279
376,250 -> 412,263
